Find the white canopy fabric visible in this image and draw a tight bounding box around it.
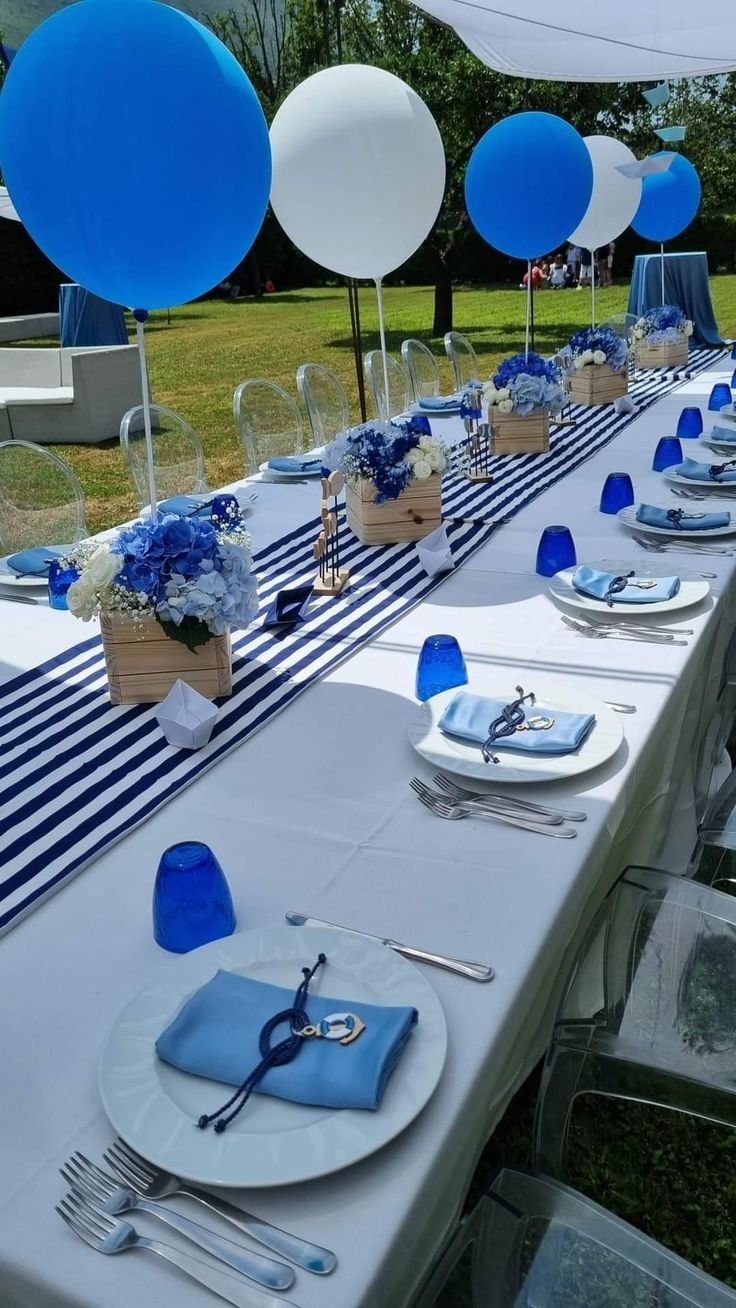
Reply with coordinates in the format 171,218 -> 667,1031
0,186 -> 20,221
413,0 -> 736,81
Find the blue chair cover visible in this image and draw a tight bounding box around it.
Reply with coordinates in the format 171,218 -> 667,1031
627,253 -> 724,348
59,283 -> 127,348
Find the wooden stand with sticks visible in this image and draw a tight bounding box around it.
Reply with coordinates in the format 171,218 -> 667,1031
465,425 -> 494,482
313,471 -> 350,595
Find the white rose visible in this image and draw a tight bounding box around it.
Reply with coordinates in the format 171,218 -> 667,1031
684,321 -> 694,336
574,357 -> 587,370
405,447 -> 420,465
496,387 -> 510,401
85,544 -> 121,589
482,385 -> 498,406
412,458 -> 433,480
427,448 -> 444,471
497,398 -> 514,414
593,349 -> 606,365
66,576 -> 96,621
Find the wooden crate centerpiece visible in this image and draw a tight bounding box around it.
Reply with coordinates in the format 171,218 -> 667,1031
566,363 -> 628,406
636,338 -> 688,369
100,613 -> 232,705
345,473 -> 442,545
490,409 -> 550,455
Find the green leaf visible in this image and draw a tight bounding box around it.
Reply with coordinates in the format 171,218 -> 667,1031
156,614 -> 212,654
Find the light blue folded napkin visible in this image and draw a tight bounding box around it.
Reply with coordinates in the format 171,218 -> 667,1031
267,454 -> 323,474
438,691 -> 595,756
6,544 -> 72,576
572,565 -> 680,605
411,396 -> 460,412
710,425 -> 736,443
155,969 -> 418,1111
673,457 -> 736,483
636,503 -> 731,531
157,495 -> 211,518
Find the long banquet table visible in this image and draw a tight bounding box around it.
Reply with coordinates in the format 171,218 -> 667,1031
2,353 -> 736,1308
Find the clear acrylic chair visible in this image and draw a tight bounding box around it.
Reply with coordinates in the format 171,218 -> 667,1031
599,312 -> 639,379
691,765 -> 736,892
296,363 -> 349,448
533,865 -> 736,1181
233,378 -> 305,475
363,350 -> 413,420
119,404 -> 208,510
401,338 -> 441,402
444,331 -> 480,391
416,1166 -> 736,1307
0,439 -> 87,553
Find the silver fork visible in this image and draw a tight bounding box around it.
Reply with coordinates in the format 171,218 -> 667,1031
431,772 -> 587,822
561,615 -> 687,646
60,1153 -> 293,1290
410,779 -> 577,838
412,776 -> 561,824
104,1139 -> 336,1274
632,532 -> 734,558
56,1192 -> 300,1308
582,614 -> 694,637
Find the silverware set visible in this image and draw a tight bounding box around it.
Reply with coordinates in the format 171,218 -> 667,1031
58,1137 -> 336,1305
0,591 -> 44,604
670,487 -> 727,501
411,776 -> 578,838
561,614 -> 688,646
632,531 -> 734,558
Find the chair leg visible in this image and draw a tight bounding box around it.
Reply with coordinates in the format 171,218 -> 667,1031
532,1044 -> 594,1179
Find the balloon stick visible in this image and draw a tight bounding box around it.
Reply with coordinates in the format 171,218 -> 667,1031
525,261 -> 532,360
660,242 -> 665,304
375,277 -> 392,419
134,311 -> 157,521
591,248 -> 596,329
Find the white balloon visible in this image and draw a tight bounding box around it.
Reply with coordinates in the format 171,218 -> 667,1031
568,135 -> 642,250
269,65 -> 446,281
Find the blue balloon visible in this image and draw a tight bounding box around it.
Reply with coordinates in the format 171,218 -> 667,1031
632,153 -> 701,243
0,0 -> 271,309
465,113 -> 593,261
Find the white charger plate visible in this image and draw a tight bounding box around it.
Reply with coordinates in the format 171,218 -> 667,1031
258,449 -> 325,481
410,399 -> 461,416
617,505 -> 736,538
549,562 -> 709,616
698,434 -> 736,454
99,926 -> 447,1189
140,486 -> 260,517
663,468 -> 736,491
0,556 -> 51,588
408,680 -> 623,785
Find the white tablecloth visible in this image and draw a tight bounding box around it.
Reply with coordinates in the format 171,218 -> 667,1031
2,359 -> 736,1308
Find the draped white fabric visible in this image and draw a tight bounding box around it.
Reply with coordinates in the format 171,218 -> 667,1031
0,186 -> 20,222
412,0 -> 736,82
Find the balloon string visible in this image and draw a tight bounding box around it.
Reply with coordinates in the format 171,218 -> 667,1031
375,277 -> 392,420
135,316 -> 157,521
660,242 -> 665,305
525,261 -> 531,360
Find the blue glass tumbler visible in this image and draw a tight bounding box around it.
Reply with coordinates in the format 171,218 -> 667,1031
652,436 -> 683,472
416,634 -> 468,702
153,841 -> 236,953
731,344 -> 736,361
211,493 -> 242,531
676,407 -> 703,439
599,473 -> 635,515
535,526 -> 576,577
409,414 -> 432,436
708,384 -> 732,412
47,558 -> 78,611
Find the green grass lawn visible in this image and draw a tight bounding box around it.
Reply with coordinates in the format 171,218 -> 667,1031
55,277 -> 736,533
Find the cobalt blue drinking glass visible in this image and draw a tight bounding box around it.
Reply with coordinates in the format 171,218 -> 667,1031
708,383 -> 732,412
47,558 -> 78,611
211,493 -> 241,531
416,634 -> 468,702
409,415 -> 432,436
535,526 -> 576,577
153,841 -> 236,953
652,436 -> 683,472
731,344 -> 736,360
676,407 -> 703,439
599,472 -> 635,515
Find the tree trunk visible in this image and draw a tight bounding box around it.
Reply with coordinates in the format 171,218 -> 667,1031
432,260 -> 453,336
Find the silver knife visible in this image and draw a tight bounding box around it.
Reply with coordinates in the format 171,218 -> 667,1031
285,910 -> 494,982
0,592 -> 43,604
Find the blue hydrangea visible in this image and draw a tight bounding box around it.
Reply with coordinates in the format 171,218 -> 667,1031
567,326 -> 629,373
494,351 -> 560,390
324,420 -> 420,502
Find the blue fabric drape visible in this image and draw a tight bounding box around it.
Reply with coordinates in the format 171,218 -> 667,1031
59,283 -> 127,348
627,252 -> 724,347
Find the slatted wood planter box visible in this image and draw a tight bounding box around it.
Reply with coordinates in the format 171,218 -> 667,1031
345,474 -> 442,545
100,613 -> 232,705
489,410 -> 550,455
566,363 -> 628,407
636,338 -> 688,369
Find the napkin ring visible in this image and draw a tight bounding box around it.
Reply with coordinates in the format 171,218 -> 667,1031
481,685 -> 536,764
666,508 -> 706,529
604,570 -> 635,606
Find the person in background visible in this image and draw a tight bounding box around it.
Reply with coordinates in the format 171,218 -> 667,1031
578,249 -> 593,288
602,242 -> 615,287
539,258 -> 551,287
566,244 -> 581,283
520,261 -> 544,290
548,253 -> 567,289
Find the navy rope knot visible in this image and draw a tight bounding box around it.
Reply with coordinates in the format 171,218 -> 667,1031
709,459 -> 736,481
604,570 -> 634,607
197,952 -> 327,1134
482,685 -> 535,764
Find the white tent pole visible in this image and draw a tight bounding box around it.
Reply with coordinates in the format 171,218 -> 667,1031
375,278 -> 392,420
135,314 -> 157,520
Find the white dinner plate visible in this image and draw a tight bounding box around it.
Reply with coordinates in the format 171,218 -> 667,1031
698,434 -> 736,455
410,399 -> 462,416
408,680 -> 623,785
548,562 -> 709,616
99,926 -> 447,1189
140,486 -> 260,517
0,556 -> 50,588
258,449 -> 325,481
617,505 -> 736,538
663,468 -> 736,491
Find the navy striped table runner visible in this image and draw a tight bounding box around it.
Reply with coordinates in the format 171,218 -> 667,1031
0,348 -> 721,932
